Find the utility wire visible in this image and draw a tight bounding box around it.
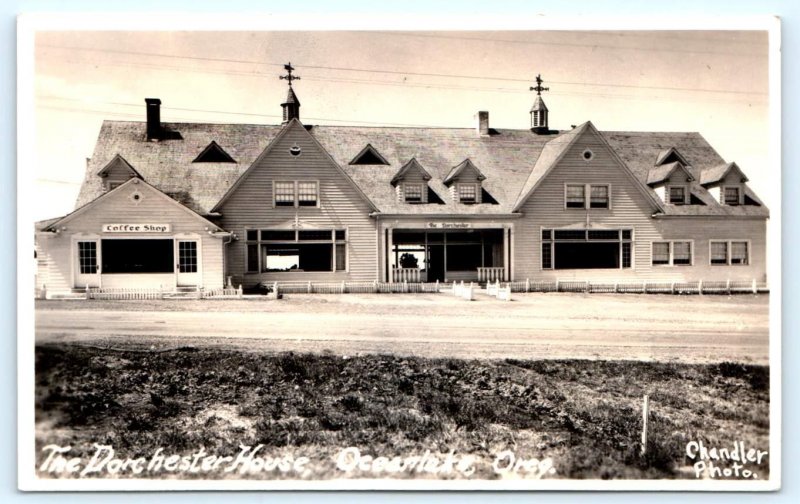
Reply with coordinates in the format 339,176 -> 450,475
39,44 -> 767,97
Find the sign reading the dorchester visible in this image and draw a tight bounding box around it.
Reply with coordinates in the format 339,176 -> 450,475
426,222 -> 472,229
102,224 -> 171,233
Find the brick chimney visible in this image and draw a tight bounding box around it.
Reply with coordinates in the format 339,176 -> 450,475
475,111 -> 489,136
145,98 -> 162,141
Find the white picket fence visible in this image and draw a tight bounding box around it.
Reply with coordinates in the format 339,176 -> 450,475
271,280 -> 442,295
83,286 -> 243,300
504,278 -> 766,295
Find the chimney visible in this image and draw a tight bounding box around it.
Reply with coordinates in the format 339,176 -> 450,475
145,98 -> 162,141
475,111 -> 489,136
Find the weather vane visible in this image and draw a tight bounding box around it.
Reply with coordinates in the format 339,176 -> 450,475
280,62 -> 300,87
530,74 -> 549,96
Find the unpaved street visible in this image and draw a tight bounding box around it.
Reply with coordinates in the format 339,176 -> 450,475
34,292 -> 770,364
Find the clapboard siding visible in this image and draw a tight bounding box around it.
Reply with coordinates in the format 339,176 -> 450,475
655,218 -> 767,282
36,181 -> 226,291
218,121 -> 378,287
515,128 -> 670,281
514,129 -> 768,282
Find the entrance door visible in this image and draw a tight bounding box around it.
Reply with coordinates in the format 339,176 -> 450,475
427,244 -> 445,282
176,240 -> 200,286
75,239 -> 100,288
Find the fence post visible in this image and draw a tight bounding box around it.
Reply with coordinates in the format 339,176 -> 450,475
641,394 -> 650,455
273,282 -> 279,298
85,284 -> 90,300
555,280 -> 560,292
404,280 -> 408,293
614,282 -> 619,294
341,281 -> 346,294
525,278 -> 530,292
642,282 -> 647,294
238,285 -> 243,299
373,280 -> 379,293
671,282 -> 675,295
435,279 -> 439,292
752,278 -> 757,294
308,281 -> 312,294
727,279 -> 731,295
698,279 -> 703,295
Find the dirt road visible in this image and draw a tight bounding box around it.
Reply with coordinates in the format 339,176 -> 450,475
34,292 -> 770,364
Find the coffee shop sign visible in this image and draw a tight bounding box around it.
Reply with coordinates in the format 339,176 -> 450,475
425,222 -> 472,229
102,224 -> 171,233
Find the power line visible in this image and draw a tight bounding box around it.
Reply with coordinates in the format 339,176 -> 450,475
39,44 -> 767,97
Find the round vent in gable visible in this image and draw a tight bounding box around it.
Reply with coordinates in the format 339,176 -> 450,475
289,144 -> 302,157
582,149 -> 594,161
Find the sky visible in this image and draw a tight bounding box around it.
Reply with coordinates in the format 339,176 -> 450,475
31,29 -> 772,222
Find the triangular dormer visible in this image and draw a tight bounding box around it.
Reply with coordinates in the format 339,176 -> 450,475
96,154 -> 143,192
443,159 -> 486,186
391,159 -> 433,204
655,147 -> 690,167
646,161 -> 695,186
350,144 -> 390,165
390,158 -> 431,186
700,162 -> 750,206
193,141 -> 236,163
444,159 -> 487,204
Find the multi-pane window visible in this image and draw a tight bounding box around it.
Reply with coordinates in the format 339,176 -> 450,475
541,228 -> 632,270
274,182 -> 296,206
710,241 -> 729,265
590,185 -> 609,208
710,240 -> 749,265
541,242 -> 552,269
274,181 -> 319,207
669,186 -> 686,205
178,241 -> 198,273
565,185 -> 586,208
297,182 -> 318,206
652,241 -> 692,266
566,184 -> 610,209
724,187 -> 741,206
404,183 -> 424,203
78,241 -> 97,274
458,184 -> 478,204
245,229 -> 347,273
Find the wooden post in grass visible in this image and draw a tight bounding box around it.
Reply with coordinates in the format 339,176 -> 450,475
641,394 -> 650,455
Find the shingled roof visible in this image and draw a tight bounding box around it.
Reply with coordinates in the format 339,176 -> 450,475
76,119 -> 769,218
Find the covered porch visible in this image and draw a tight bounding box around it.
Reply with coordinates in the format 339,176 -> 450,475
385,226 -> 510,283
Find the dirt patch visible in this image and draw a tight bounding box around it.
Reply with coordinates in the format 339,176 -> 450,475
34,344 -> 770,481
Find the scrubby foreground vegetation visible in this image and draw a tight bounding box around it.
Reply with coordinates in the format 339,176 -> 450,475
35,344 -> 769,480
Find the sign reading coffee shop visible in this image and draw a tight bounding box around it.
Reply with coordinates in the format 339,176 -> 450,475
425,222 -> 472,229
102,223 -> 172,233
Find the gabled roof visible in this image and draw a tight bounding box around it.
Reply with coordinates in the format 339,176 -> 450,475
193,140 -> 237,163
646,161 -> 695,186
74,119 -> 769,218
41,177 -> 226,233
512,122 -> 665,213
700,162 -> 749,186
390,158 -> 432,186
443,159 -> 486,186
655,147 -> 690,167
350,143 -> 390,165
211,119 -> 379,213
95,153 -> 142,179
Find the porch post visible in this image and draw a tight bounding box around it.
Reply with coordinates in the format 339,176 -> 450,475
503,226 -> 510,282
387,226 -> 394,282
509,223 -> 515,281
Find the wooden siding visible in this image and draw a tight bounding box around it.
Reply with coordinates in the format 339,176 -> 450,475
513,127 -> 765,282
655,217 -> 767,282
217,121 -> 378,287
36,182 -> 225,291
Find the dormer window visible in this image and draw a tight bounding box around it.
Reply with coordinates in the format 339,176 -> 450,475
403,183 -> 424,203
458,183 -> 478,204
668,186 -> 687,205
723,186 -> 741,206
